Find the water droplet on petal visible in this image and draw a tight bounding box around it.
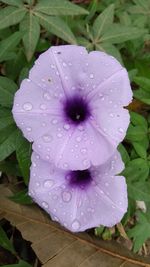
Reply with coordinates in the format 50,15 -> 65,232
51,119 -> 58,124
42,201 -> 49,209
23,102 -> 33,111
26,127 -> 32,132
42,134 -> 52,143
80,148 -> 87,154
57,133 -> 62,138
76,136 -> 81,142
118,127 -> 124,133
71,220 -> 80,231
62,62 -> 67,67
63,124 -> 70,130
35,182 -> 40,187
40,104 -> 47,110
44,179 -> 54,188
83,159 -> 89,167
43,92 -> 51,100
62,191 -> 72,202
109,113 -> 114,118
90,73 -> 94,79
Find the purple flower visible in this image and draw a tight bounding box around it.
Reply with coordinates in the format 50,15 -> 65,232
29,150 -> 127,232
12,45 -> 132,170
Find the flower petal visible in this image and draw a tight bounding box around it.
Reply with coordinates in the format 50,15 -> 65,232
29,151 -> 127,232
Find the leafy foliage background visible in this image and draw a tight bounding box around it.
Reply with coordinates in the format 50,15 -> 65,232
0,0 -> 150,266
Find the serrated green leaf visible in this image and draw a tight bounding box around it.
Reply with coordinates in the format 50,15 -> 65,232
0,32 -> 22,62
0,108 -> 14,130
0,6 -> 27,30
16,138 -> 31,185
1,0 -> 23,7
93,4 -> 114,40
9,189 -> 33,204
34,11 -> 76,44
0,225 -> 16,254
0,76 -> 17,107
20,12 -> 40,61
1,260 -> 32,267
34,0 -> 88,16
101,24 -> 146,44
0,125 -> 22,161
132,142 -> 147,159
128,211 -> 150,252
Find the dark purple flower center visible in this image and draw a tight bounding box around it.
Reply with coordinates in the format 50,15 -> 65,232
64,96 -> 90,124
68,169 -> 92,189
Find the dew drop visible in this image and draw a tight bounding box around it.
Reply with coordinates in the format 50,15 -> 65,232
62,62 -> 67,67
57,133 -> 62,138
76,136 -> 81,142
63,124 -> 70,130
42,134 -> 52,143
35,182 -> 40,187
43,92 -> 51,100
90,73 -> 94,79
83,159 -> 89,167
40,104 -> 47,110
51,119 -> 58,124
71,220 -> 80,231
42,201 -> 49,209
118,127 -> 124,133
23,102 -> 33,111
109,113 -> 114,118
62,191 -> 72,202
26,127 -> 32,132
44,179 -> 54,188
80,148 -> 87,154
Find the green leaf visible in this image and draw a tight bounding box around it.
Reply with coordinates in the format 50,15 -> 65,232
0,6 -> 27,30
101,24 -> 146,44
1,0 -> 23,7
134,88 -> 150,105
34,0 -> 88,16
128,182 -> 150,202
0,125 -> 22,161
126,124 -> 147,142
122,158 -> 149,182
132,142 -> 147,159
118,144 -> 130,164
130,111 -> 148,130
0,108 -> 14,130
0,225 -> 16,254
128,211 -> 150,252
93,4 -> 114,40
34,11 -> 76,44
0,161 -> 21,176
1,260 -> 32,267
6,48 -> 27,80
0,76 -> 17,107
134,76 -> 150,92
0,32 -> 22,62
9,189 -> 33,204
20,12 -> 40,61
16,138 -> 31,185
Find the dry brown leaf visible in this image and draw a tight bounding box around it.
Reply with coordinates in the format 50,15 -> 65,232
0,185 -> 150,267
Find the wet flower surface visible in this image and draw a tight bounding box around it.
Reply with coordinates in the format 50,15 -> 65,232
29,150 -> 127,232
12,45 -> 132,170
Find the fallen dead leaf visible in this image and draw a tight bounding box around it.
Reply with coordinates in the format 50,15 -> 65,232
0,185 -> 150,267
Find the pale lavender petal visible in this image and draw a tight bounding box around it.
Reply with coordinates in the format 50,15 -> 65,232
29,151 -> 127,232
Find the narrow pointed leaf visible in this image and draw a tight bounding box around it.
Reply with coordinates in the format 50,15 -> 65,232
101,24 -> 146,44
0,6 -> 27,30
20,13 -> 40,61
0,32 -> 22,62
1,0 -> 24,7
0,76 -> 17,107
34,11 -> 76,44
34,0 -> 88,16
0,225 -> 16,254
93,4 -> 114,40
